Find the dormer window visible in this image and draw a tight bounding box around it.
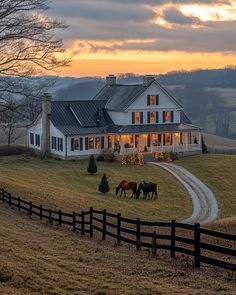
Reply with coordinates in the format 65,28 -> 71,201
147,95 -> 159,106
132,112 -> 143,124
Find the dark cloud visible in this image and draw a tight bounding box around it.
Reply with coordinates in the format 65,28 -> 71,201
49,0 -> 236,54
163,8 -> 200,25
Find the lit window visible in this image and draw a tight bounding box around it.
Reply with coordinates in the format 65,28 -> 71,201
95,137 -> 101,149
89,137 -> 94,149
150,95 -> 156,105
135,112 -> 140,124
108,136 -> 112,148
165,133 -> 172,146
165,111 -> 171,122
150,112 -> 155,124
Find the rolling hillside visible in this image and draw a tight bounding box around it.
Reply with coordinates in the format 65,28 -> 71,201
1,205 -> 235,295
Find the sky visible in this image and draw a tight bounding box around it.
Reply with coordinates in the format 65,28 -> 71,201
48,0 -> 236,77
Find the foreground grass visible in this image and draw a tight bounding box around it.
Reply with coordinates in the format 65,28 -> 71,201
177,154 -> 236,219
0,155 -> 191,221
0,206 -> 235,295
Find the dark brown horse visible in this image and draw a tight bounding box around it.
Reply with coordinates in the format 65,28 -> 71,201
136,181 -> 158,200
115,180 -> 137,198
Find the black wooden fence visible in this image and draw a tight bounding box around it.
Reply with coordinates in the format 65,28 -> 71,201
0,188 -> 235,271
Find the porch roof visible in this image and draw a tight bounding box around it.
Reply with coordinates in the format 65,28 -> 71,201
108,123 -> 202,134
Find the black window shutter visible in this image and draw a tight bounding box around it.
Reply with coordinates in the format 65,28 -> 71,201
156,111 -> 159,123
163,111 -> 166,123
147,95 -> 150,105
147,134 -> 151,147
171,134 -> 173,145
80,138 -> 83,151
85,137 -> 88,150
163,134 -> 166,145
132,112 -> 135,124
140,112 -> 143,124
71,138 -> 74,151
101,136 -> 104,149
156,95 -> 159,105
147,112 -> 150,123
171,111 -> 174,122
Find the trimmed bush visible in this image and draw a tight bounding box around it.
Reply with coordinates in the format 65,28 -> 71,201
98,173 -> 110,194
96,154 -> 105,161
201,136 -> 208,154
0,145 -> 29,156
87,155 -> 97,175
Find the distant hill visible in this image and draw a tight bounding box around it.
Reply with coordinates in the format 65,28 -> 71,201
56,80 -> 105,101
157,68 -> 236,88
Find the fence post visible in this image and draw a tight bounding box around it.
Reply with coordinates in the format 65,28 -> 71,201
171,219 -> 176,258
40,205 -> 43,220
49,209 -> 53,224
152,231 -> 157,258
2,189 -> 4,203
29,201 -> 32,216
73,212 -> 76,232
194,223 -> 201,268
117,213 -> 121,245
81,210 -> 85,235
9,193 -> 12,207
59,210 -> 62,226
136,218 -> 141,251
90,207 -> 93,238
102,209 -> 107,240
18,197 -> 21,211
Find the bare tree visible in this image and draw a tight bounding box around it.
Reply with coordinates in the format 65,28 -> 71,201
0,0 -> 70,144
0,0 -> 69,78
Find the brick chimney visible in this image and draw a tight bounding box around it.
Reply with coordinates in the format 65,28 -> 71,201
41,93 -> 51,157
143,75 -> 155,86
106,74 -> 116,86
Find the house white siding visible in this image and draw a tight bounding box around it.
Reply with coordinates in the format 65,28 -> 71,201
49,122 -> 66,158
28,117 -> 43,151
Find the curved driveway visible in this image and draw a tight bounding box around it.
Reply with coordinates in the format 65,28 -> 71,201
149,162 -> 219,224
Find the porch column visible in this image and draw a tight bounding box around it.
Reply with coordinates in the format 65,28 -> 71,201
198,132 -> 201,146
172,133 -> 175,152
150,134 -> 153,153
161,134 -> 164,152
185,132 -> 188,151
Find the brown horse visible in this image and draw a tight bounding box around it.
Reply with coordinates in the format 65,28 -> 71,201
115,180 -> 137,198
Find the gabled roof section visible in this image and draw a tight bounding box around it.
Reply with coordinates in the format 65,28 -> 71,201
92,84 -> 148,111
180,110 -> 192,124
92,80 -> 183,111
49,100 -> 115,136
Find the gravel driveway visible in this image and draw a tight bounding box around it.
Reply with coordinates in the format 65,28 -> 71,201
149,162 -> 219,224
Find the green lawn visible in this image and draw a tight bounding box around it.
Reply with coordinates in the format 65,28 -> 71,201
176,154 -> 236,218
0,155 -> 191,221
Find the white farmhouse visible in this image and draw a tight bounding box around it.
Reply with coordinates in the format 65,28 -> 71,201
27,75 -> 202,159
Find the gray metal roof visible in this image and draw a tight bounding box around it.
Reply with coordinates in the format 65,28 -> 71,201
50,100 -> 115,136
93,80 -> 183,110
93,84 -> 148,111
108,123 -> 201,134
180,110 -> 192,124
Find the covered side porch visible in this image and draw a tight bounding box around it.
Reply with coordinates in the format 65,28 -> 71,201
107,131 -> 201,155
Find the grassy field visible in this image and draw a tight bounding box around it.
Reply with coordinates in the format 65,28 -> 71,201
0,205 -> 235,295
176,154 -> 236,219
0,155 -> 191,221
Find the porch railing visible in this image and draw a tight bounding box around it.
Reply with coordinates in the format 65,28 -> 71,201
120,144 -> 201,155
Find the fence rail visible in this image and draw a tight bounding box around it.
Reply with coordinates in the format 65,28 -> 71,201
0,188 -> 235,271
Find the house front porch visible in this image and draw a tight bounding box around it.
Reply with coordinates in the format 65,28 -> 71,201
108,131 -> 201,156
